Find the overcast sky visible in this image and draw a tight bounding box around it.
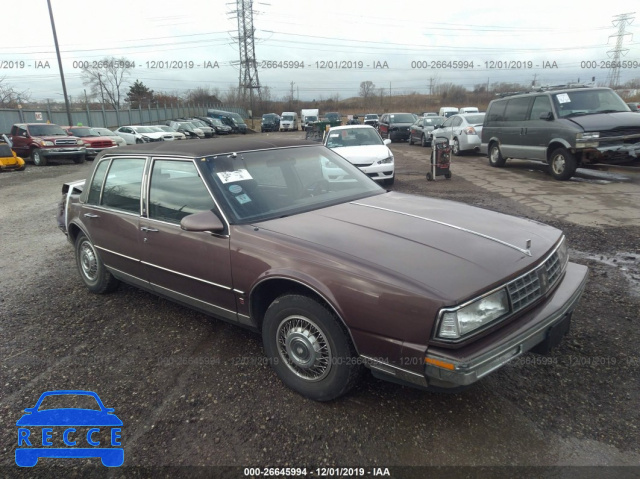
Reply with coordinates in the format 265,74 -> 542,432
2,0 -> 638,102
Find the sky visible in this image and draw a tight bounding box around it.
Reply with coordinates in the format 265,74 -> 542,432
2,0 -> 638,102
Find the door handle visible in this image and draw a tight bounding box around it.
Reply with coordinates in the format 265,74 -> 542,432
140,227 -> 159,232
83,213 -> 99,218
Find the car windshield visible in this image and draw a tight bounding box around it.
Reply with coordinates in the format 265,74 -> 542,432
389,114 -> 416,123
178,123 -> 195,131
28,124 -> 67,136
306,116 -> 318,121
68,128 -> 94,137
210,118 -> 224,126
229,113 -> 246,125
191,120 -> 207,127
552,89 -> 628,118
37,394 -> 101,411
325,128 -> 383,148
326,113 -> 340,120
423,117 -> 445,127
365,115 -> 378,120
155,126 -> 173,132
135,126 -> 156,133
91,128 -> 117,137
464,114 -> 485,124
282,115 -> 294,121
201,145 -> 383,224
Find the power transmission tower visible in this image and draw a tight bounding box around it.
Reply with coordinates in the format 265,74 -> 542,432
232,0 -> 261,117
606,12 -> 635,88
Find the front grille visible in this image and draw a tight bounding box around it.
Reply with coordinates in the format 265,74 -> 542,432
507,250 -> 562,313
598,127 -> 640,138
55,139 -> 77,146
91,141 -> 112,148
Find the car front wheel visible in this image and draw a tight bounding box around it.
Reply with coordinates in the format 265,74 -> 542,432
262,295 -> 361,401
489,143 -> 506,167
31,149 -> 47,166
548,147 -> 577,181
75,233 -> 120,294
421,134 -> 427,147
409,134 -> 414,145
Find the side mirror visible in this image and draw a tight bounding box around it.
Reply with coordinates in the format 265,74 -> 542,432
180,210 -> 225,233
540,112 -> 554,121
383,139 -> 391,146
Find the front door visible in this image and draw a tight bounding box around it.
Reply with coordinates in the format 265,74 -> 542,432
140,158 -> 237,322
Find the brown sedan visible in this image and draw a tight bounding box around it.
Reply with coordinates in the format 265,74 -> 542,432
58,138 -> 588,401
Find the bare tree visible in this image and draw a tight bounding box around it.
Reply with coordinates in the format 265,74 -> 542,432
359,81 -> 376,107
186,87 -> 222,105
0,77 -> 30,107
81,57 -> 134,110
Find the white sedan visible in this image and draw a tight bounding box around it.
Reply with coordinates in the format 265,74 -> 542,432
151,125 -> 186,140
114,125 -> 175,144
90,127 -> 128,147
430,113 -> 485,156
323,125 -> 394,185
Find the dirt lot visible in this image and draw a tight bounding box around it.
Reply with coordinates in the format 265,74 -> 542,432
1,133 -> 639,476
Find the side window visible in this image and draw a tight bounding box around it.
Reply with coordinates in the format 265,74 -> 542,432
504,97 -> 532,122
148,160 -> 216,224
101,158 -> 145,213
529,96 -> 553,120
486,101 -> 506,123
441,118 -> 454,128
86,160 -> 110,205
18,127 -> 28,137
452,117 -> 463,127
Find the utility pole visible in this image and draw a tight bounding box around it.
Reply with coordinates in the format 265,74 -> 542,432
606,12 -> 635,88
47,0 -> 72,127
97,73 -> 106,106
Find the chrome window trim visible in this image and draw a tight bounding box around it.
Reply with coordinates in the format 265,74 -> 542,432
433,236 -> 568,344
95,245 -> 139,263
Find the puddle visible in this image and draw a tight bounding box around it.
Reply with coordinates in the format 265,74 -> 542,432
571,250 -> 640,296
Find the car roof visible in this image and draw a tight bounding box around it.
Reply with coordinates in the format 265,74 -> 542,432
327,125 -> 377,131
104,137 -> 318,158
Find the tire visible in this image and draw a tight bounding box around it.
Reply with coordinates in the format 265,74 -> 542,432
426,172 -> 433,181
73,154 -> 86,164
445,171 -> 452,179
135,138 -> 143,144
409,135 -> 414,145
383,175 -> 395,186
75,233 -> 120,294
31,149 -> 47,166
421,134 -> 427,147
548,147 -> 577,181
488,143 -> 506,167
262,294 -> 361,401
452,138 -> 461,156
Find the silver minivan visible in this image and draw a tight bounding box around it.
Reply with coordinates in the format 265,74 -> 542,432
480,86 -> 640,180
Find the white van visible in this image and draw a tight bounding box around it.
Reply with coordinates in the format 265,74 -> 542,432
280,112 -> 299,131
459,107 -> 479,114
439,107 -> 459,118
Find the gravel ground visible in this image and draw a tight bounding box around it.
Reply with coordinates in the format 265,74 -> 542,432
0,141 -> 639,477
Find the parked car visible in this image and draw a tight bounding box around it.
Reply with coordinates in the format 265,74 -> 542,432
378,113 -> 416,142
167,121 -> 204,139
439,107 -> 459,118
323,125 -> 394,185
421,112 -> 438,117
91,128 -> 128,147
324,112 -> 342,124
363,114 -> 379,128
430,113 -> 485,155
0,135 -> 25,171
207,109 -> 245,134
206,117 -> 233,135
58,137 -> 588,401
481,86 -> 640,180
185,119 -> 215,138
280,112 -> 299,131
261,113 -> 280,132
114,125 -> 174,144
409,116 -> 446,147
7,123 -> 86,166
459,107 -> 479,114
227,112 -> 248,134
627,102 -> 640,112
151,125 -> 186,140
62,126 -> 118,159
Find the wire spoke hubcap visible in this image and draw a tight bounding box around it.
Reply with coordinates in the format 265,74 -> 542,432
80,242 -> 98,281
277,315 -> 332,381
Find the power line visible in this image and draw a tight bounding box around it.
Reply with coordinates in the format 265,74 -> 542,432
606,12 -> 635,87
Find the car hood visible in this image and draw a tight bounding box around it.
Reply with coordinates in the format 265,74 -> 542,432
82,136 -> 115,144
565,111 -> 640,131
256,192 -> 561,301
16,409 -> 123,426
330,145 -> 392,165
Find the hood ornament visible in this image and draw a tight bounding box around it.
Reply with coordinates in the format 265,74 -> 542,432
526,239 -> 532,255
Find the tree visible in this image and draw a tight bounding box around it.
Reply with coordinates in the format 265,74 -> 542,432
359,81 -> 375,102
154,91 -> 182,106
81,56 -> 134,110
125,80 -> 154,109
186,87 -> 221,105
0,77 -> 30,107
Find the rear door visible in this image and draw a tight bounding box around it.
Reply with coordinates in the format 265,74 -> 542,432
500,96 -> 533,159
10,125 -> 30,158
139,158 -> 237,322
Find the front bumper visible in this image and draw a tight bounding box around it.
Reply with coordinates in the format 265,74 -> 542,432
423,262 -> 588,388
42,147 -> 86,158
389,128 -> 410,140
580,143 -> 640,165
356,163 -> 394,181
85,146 -> 117,158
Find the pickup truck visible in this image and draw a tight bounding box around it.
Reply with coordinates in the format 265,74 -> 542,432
8,123 -> 86,166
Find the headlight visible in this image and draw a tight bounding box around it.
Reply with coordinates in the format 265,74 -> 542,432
76,139 -> 84,145
437,289 -> 510,340
377,156 -> 394,165
577,132 -> 599,140
141,136 -> 150,142
556,237 -> 569,269
576,132 -> 599,148
42,140 -> 54,146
